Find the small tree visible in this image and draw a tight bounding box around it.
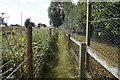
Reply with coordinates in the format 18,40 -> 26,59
24,18 -> 31,27
48,2 -> 65,27
43,24 -> 46,27
37,23 -> 42,28
31,22 -> 35,27
24,18 -> 35,27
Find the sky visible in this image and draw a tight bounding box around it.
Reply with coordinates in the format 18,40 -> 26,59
0,0 -> 79,26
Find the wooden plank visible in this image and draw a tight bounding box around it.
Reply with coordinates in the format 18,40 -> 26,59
86,46 -> 119,79
65,33 -> 81,46
70,40 -> 79,56
70,37 -> 81,46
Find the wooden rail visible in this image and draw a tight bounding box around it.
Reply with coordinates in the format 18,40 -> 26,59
66,34 -> 120,79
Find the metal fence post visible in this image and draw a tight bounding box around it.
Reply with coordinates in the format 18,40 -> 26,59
26,26 -> 33,79
86,0 -> 91,72
79,42 -> 86,79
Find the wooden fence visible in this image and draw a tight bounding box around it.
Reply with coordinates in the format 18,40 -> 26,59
64,1 -> 119,79
65,31 -> 119,79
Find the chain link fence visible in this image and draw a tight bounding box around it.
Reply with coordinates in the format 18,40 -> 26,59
62,1 -> 120,79
90,2 -> 120,64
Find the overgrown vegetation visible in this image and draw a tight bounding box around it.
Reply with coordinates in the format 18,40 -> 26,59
1,26 -> 80,79
33,29 -> 58,78
1,27 -> 52,79
49,30 -> 79,78
2,26 -> 26,79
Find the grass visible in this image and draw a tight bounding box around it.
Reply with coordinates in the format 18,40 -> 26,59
49,30 -> 79,78
71,33 -> 119,64
71,33 -> 119,78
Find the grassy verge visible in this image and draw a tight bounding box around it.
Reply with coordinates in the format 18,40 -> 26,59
49,30 -> 79,78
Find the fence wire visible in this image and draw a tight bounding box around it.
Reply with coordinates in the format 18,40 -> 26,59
89,2 -> 120,78
62,2 -> 120,79
1,27 -> 26,79
90,2 -> 120,64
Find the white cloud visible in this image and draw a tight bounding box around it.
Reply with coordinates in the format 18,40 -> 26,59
0,0 -> 51,26
18,0 -> 33,4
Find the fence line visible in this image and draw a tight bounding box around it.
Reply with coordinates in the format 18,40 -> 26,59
65,33 -> 120,79
0,60 -> 14,69
6,54 -> 32,79
1,27 -> 54,79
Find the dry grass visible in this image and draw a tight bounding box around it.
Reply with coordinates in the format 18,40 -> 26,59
71,33 -> 119,64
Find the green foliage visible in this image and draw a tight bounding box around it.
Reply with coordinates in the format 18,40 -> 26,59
2,27 -> 51,79
24,18 -> 35,27
2,27 -> 26,79
37,23 -> 46,28
24,18 -> 31,27
48,2 -> 65,27
33,29 -> 58,78
62,2 -> 87,34
91,2 -> 120,45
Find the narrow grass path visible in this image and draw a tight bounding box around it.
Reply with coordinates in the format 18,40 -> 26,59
50,30 -> 79,78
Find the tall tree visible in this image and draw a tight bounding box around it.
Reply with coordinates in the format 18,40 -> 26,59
48,2 -> 64,27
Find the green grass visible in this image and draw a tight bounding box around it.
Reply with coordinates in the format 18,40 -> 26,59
49,31 -> 79,78
2,27 -> 51,79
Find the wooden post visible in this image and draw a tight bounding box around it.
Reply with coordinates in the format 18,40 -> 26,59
79,42 -> 86,79
53,28 -> 55,34
26,26 -> 33,79
86,0 -> 91,72
68,34 -> 70,50
50,28 -> 52,36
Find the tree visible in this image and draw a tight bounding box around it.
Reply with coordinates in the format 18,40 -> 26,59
61,2 -> 87,34
48,2 -> 65,27
24,18 -> 31,27
37,23 -> 42,27
43,24 -> 46,27
24,18 -> 35,27
91,2 -> 120,44
31,22 -> 35,27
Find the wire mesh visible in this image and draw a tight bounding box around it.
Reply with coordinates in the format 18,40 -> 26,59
62,1 -> 120,79
90,2 -> 120,64
89,2 -> 120,78
1,26 -> 26,79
